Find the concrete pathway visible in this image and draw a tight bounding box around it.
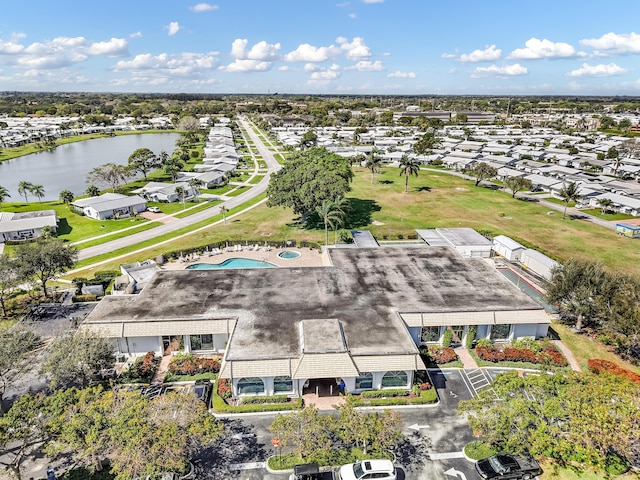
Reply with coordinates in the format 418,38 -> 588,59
301,393 -> 345,410
454,346 -> 479,369
151,355 -> 172,384
551,339 -> 582,371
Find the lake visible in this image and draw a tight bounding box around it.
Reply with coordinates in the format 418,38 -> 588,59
0,133 -> 180,201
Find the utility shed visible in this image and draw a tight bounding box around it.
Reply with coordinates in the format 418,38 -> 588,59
416,228 -> 492,258
520,249 -> 560,281
493,235 -> 526,262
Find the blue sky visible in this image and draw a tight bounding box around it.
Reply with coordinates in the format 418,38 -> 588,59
2,1 -> 640,95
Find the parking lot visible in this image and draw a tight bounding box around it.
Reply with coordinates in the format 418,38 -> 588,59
192,368 -> 488,479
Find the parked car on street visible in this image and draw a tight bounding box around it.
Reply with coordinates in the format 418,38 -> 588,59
475,454 -> 542,479
338,459 -> 396,480
289,462 -> 324,480
148,206 -> 162,213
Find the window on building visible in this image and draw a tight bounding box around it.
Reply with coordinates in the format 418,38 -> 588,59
381,371 -> 408,388
274,376 -> 293,393
490,324 -> 511,341
189,334 -> 214,351
421,326 -> 440,343
237,377 -> 265,395
355,372 -> 373,390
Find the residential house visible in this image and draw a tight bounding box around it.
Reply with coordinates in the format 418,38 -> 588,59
71,194 -> 146,220
0,210 -> 58,242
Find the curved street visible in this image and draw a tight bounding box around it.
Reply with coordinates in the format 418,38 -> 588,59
76,117 -> 281,262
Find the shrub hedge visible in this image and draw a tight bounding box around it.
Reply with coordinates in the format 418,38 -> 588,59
241,394 -> 290,404
588,359 -> 640,386
168,354 -> 221,375
475,344 -> 567,367
360,388 -> 409,398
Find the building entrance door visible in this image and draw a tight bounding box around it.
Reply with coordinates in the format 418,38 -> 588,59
449,325 -> 465,346
162,335 -> 181,355
303,378 -> 340,397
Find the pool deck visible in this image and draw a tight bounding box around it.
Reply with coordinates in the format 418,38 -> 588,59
161,246 -> 330,271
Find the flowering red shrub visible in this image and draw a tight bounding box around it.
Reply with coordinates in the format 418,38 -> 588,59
169,355 -> 221,375
427,346 -> 458,364
588,359 -> 640,386
476,344 -> 567,367
218,378 -> 232,399
419,382 -> 432,390
139,351 -> 157,377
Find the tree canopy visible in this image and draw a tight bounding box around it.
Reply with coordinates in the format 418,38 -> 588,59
267,147 -> 353,217
0,324 -> 41,413
469,162 -> 498,187
504,176 -> 532,198
127,147 -> 159,180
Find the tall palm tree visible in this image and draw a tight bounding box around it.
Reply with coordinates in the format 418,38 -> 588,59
597,197 -> 614,215
86,185 -> 100,197
220,205 -> 229,224
31,184 -> 45,204
559,182 -> 581,219
365,150 -> 382,185
316,199 -> 344,246
18,180 -> 33,204
399,156 -> 420,193
329,196 -> 349,245
189,178 -> 204,203
0,185 -> 10,210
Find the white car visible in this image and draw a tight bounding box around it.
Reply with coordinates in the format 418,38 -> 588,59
338,459 -> 396,480
147,206 -> 161,213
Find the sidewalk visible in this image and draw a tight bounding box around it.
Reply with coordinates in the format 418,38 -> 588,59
454,346 -> 479,369
151,355 -> 172,384
551,339 -> 582,371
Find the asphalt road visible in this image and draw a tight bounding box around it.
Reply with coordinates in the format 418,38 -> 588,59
75,117 -> 281,262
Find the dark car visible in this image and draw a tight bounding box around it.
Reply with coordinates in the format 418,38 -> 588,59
289,463 -> 323,480
475,454 -> 542,480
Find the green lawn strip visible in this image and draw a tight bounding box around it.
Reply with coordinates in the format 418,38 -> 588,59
551,322 -> 640,374
581,208 -> 635,221
201,184 -> 235,195
463,441 -> 497,460
248,174 -> 265,185
172,201 -> 220,219
543,197 -> 575,207
225,186 -> 249,197
539,460 -> 629,480
267,448 -> 394,471
76,221 -> 161,250
164,372 -> 215,382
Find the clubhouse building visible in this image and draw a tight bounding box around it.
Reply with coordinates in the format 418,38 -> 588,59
80,244 -> 551,398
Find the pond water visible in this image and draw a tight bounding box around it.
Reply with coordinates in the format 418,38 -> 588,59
0,133 -> 180,201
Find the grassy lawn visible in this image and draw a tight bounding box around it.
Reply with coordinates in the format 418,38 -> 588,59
248,174 -> 265,184
201,184 -> 235,195
539,460 -> 634,479
172,201 -> 219,218
551,322 -> 640,374
226,186 -> 250,197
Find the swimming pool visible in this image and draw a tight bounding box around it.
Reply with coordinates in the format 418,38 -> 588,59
497,268 -> 557,313
278,250 -> 301,259
186,258 -> 277,269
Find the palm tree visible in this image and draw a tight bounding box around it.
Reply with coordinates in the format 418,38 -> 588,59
559,182 -> 581,219
220,205 -> 229,224
59,189 -> 74,205
86,185 -> 100,197
330,196 -> 349,245
316,199 -> 344,246
365,150 -> 382,185
31,184 -> 45,204
174,186 -> 186,209
189,178 -> 204,202
399,156 -> 420,193
18,180 -> 33,203
597,197 -> 614,215
0,185 -> 10,210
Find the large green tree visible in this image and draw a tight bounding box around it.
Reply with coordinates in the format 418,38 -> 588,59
87,163 -> 129,193
59,189 -> 74,205
315,199 -> 344,246
469,162 -> 498,187
504,176 -> 532,198
364,149 -> 382,185
558,181 -> 581,219
0,255 -> 22,318
267,147 -> 353,218
0,185 -> 10,209
413,132 -> 439,156
15,237 -> 78,300
0,325 -> 41,413
17,180 -> 33,204
269,405 -> 333,461
127,147 -> 159,180
40,330 -> 115,389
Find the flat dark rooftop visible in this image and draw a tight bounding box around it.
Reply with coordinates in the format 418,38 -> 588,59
85,247 -> 540,358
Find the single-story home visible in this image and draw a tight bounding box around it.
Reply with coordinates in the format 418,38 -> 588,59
0,210 -> 59,242
132,182 -> 197,203
80,245 -> 551,398
71,193 -> 146,220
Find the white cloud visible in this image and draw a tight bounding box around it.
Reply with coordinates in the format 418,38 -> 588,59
336,36 -> 371,60
228,38 -> 280,60
230,39 -> 248,59
87,38 -> 129,56
278,65 -> 290,71
580,32 -> 640,56
167,22 -> 181,36
189,3 -> 218,12
304,63 -> 320,72
441,53 -> 456,59
129,31 -> 143,39
0,38 -> 25,54
114,52 -> 219,76
387,70 -> 416,78
568,62 -> 628,77
471,63 -> 528,78
509,38 -> 578,59
349,13 -> 357,18
459,44 -> 501,63
219,59 -> 272,72
346,60 -> 384,71
308,63 -> 341,84
284,43 -> 341,62
362,0 -> 383,3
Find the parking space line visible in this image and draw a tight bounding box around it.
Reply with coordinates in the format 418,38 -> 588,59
428,452 -> 465,460
458,370 -> 476,397
229,461 -> 265,470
